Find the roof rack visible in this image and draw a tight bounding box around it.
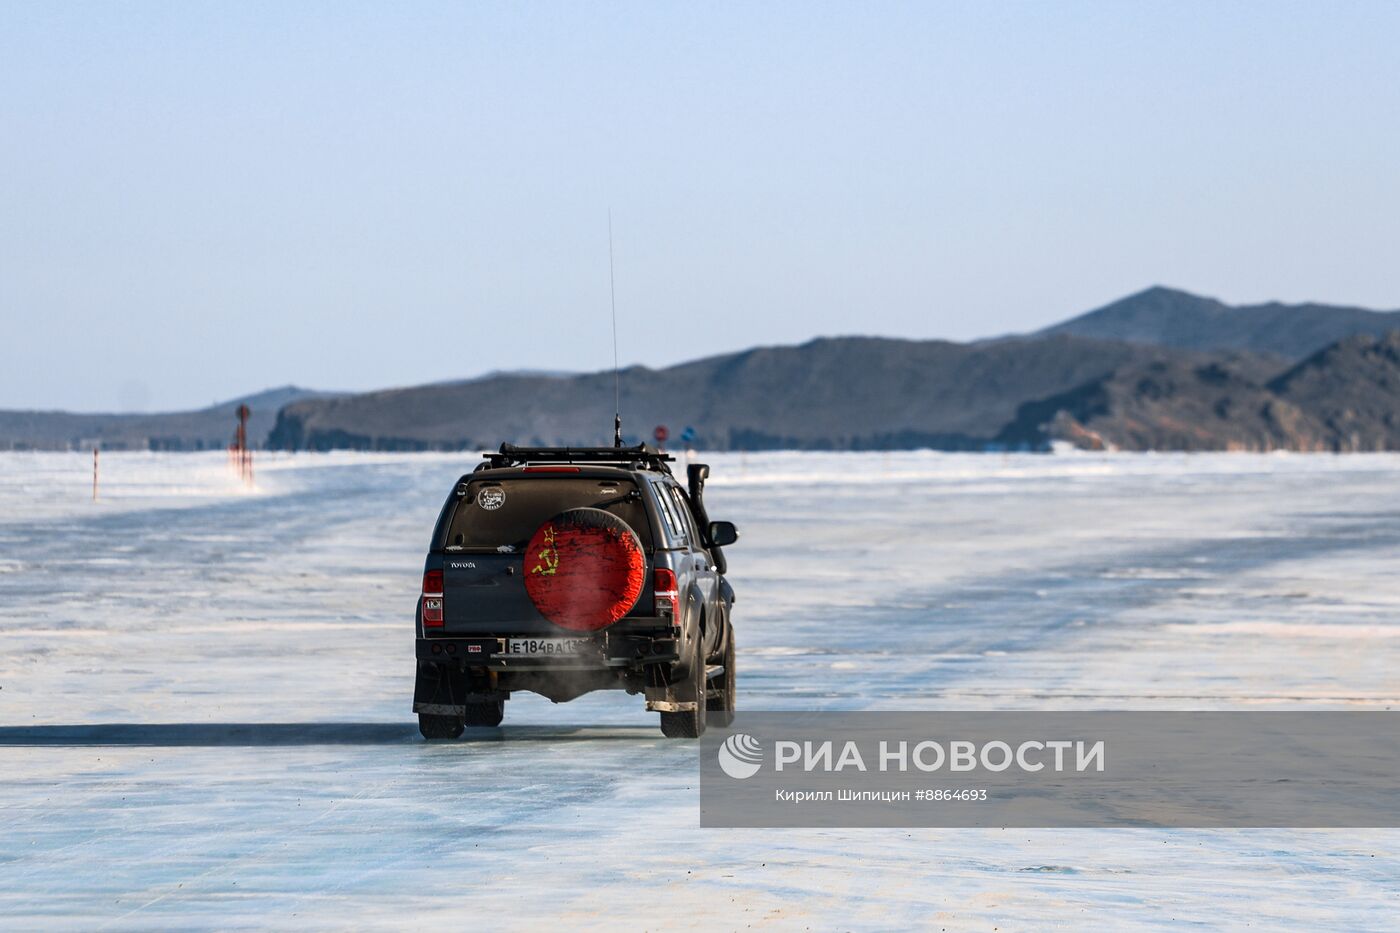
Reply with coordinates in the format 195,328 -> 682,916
485,443 -> 675,473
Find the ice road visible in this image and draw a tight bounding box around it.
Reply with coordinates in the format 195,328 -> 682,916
0,451 -> 1397,929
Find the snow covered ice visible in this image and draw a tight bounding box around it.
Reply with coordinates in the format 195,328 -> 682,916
1,450 -> 1397,929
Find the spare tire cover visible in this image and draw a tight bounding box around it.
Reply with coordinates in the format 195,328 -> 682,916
523,507 -> 646,631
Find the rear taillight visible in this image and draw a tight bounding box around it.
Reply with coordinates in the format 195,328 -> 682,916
653,567 -> 678,617
422,569 -> 444,628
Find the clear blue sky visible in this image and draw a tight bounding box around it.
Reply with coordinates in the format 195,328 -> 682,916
3,1 -> 1398,412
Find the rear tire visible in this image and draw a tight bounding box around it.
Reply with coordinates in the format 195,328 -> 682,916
706,626 -> 736,728
660,636 -> 707,739
463,699 -> 505,727
418,713 -> 464,740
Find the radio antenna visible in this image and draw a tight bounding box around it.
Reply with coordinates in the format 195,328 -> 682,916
608,209 -> 622,448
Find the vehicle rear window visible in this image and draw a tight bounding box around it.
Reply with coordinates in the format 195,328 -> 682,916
654,483 -> 684,544
442,477 -> 654,551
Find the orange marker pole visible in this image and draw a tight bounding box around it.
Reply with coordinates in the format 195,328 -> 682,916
92,448 -> 99,502
234,404 -> 252,487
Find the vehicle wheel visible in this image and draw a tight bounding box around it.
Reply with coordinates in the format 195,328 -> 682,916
463,699 -> 505,727
706,626 -> 736,728
660,636 -> 707,739
418,713 -> 464,740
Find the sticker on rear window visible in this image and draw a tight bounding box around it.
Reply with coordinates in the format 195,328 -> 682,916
477,487 -> 506,511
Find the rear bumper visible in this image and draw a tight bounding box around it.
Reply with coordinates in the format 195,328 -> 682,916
417,618 -> 681,670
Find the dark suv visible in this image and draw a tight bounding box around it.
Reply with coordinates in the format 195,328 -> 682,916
413,444 -> 738,739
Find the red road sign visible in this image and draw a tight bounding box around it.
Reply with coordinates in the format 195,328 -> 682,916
653,424 -> 669,444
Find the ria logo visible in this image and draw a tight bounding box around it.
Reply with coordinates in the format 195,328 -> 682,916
717,733 -> 764,779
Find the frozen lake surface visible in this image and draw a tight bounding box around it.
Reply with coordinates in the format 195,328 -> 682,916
1,450 -> 1397,929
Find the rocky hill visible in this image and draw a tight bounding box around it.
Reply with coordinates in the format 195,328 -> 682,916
999,333 -> 1400,452
1268,332 -> 1400,449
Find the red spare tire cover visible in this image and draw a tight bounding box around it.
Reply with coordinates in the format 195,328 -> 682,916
523,507 -> 646,631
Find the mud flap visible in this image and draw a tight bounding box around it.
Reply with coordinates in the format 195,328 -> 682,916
413,662 -> 505,715
644,671 -> 701,713
414,661 -> 462,715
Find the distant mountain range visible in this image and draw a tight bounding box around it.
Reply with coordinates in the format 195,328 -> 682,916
268,334 -> 1182,451
0,386 -> 337,452
4,287 -> 1399,452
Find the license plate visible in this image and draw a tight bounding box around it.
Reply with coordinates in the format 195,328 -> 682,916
504,637 -> 592,657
